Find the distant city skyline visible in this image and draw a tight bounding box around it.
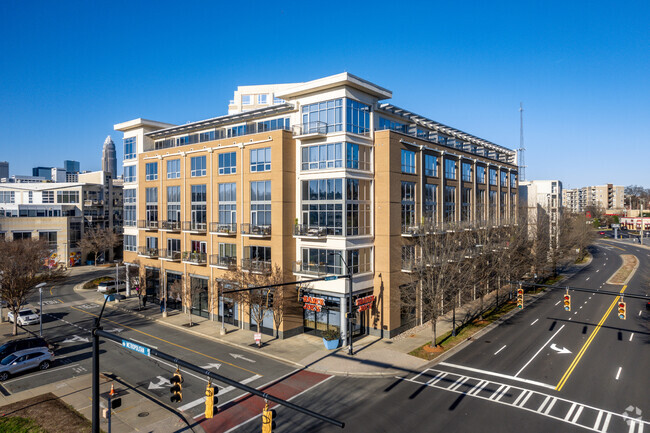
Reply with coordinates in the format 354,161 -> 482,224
1,1 -> 648,186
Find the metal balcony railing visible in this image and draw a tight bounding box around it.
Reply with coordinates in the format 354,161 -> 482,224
241,258 -> 271,273
292,261 -> 344,276
209,255 -> 237,270
293,224 -> 327,238
182,251 -> 207,264
160,220 -> 181,231
209,222 -> 237,235
401,224 -> 423,236
159,249 -> 181,261
241,223 -> 271,237
138,220 -> 159,230
137,246 -> 159,258
182,221 -> 207,233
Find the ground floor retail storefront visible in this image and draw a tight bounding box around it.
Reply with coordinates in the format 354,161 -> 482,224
302,291 -> 373,339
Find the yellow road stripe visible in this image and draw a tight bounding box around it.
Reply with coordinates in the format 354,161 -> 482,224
70,306 -> 261,376
601,242 -> 626,251
49,287 -> 54,296
555,285 -> 627,391
57,299 -> 64,303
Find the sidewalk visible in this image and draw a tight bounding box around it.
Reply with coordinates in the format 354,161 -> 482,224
75,282 -> 538,379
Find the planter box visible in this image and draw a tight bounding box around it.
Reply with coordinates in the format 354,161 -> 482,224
323,338 -> 340,350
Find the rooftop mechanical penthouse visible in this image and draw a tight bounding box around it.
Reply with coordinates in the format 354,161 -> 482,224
115,72 -> 518,339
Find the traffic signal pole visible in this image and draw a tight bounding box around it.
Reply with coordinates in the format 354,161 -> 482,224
92,328 -> 345,430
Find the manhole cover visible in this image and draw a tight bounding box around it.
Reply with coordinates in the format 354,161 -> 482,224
138,412 -> 149,418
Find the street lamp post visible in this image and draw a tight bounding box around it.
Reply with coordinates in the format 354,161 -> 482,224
330,251 -> 354,356
36,282 -> 46,337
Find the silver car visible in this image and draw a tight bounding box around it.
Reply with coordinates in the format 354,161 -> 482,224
0,347 -> 54,381
7,308 -> 40,326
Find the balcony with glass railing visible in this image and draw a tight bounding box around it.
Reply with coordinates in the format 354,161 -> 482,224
241,258 -> 271,273
137,246 -> 159,258
159,249 -> 181,261
209,222 -> 237,236
293,224 -> 328,239
292,121 -> 328,138
209,255 -> 237,270
241,223 -> 271,237
160,221 -> 181,232
137,220 -> 159,231
182,221 -> 207,234
182,251 -> 207,265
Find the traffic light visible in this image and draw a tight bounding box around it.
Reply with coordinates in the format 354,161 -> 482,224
516,288 -> 524,309
563,294 -> 571,311
170,369 -> 183,403
618,301 -> 626,320
262,403 -> 276,433
205,382 -> 217,419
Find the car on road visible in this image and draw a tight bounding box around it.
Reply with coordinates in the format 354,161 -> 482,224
599,231 -> 606,235
7,308 -> 40,326
0,337 -> 50,361
97,279 -> 126,293
0,347 -> 54,381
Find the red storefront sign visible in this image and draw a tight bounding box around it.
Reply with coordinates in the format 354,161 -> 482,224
355,295 -> 375,307
303,295 -> 325,312
358,303 -> 372,312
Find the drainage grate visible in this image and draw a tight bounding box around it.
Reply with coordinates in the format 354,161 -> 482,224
138,412 -> 149,418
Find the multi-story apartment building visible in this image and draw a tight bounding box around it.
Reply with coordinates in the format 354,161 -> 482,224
115,73 -> 518,339
519,180 -> 562,244
0,171 -> 122,266
562,184 -> 624,214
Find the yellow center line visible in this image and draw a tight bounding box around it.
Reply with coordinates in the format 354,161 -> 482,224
49,286 -> 54,296
555,285 -> 627,391
70,305 -> 262,377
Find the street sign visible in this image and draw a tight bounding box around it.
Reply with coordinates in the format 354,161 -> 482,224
612,224 -> 620,228
324,276 -> 338,281
122,340 -> 150,356
254,333 -> 262,344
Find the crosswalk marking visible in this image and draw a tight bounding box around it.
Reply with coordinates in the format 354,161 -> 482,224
468,380 -> 488,396
448,376 -> 469,391
402,368 -> 650,433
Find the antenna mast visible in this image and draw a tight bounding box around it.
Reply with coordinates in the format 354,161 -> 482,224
518,102 -> 526,181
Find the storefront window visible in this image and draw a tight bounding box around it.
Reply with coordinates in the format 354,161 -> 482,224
302,293 -> 340,336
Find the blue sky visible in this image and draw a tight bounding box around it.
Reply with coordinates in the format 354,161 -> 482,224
0,0 -> 648,189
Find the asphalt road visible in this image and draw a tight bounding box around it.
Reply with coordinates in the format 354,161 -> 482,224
3,266 -> 307,429
261,241 -> 649,433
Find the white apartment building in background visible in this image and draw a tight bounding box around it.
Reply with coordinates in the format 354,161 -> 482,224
519,180 -> 562,243
562,184 -> 624,214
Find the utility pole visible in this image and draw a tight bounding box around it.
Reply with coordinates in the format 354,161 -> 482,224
36,282 -> 46,337
640,203 -> 645,245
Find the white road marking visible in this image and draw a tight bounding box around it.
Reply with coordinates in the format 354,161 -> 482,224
565,402 -> 578,420
449,376 -> 469,391
572,405 -> 584,423
514,324 -> 565,377
640,310 -> 643,317
569,318 -> 573,321
584,301 -> 588,304
593,411 -> 603,430
537,395 -> 551,413
489,384 -> 507,400
555,300 -> 561,306
530,319 -> 539,326
596,269 -> 600,273
439,362 -> 555,389
428,372 -> 447,386
494,345 -> 507,355
616,367 -> 622,380
580,306 -> 583,309
178,374 -> 261,412
494,385 -> 510,402
630,333 -> 634,341
586,277 -> 591,281
574,311 -> 578,315
544,398 -> 557,415
468,380 -> 488,396
601,412 -> 613,431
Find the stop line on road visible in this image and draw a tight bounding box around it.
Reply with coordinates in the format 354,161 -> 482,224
402,368 -> 648,433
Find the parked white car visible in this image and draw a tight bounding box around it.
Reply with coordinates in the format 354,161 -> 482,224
97,280 -> 126,293
7,308 -> 39,326
0,347 -> 54,381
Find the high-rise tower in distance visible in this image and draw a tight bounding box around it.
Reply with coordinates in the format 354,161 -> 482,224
102,135 -> 117,177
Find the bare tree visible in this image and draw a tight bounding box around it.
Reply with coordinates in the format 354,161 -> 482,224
0,239 -> 66,335
78,227 -> 120,264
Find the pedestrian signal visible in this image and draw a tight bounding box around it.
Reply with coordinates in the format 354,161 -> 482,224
563,294 -> 571,311
617,301 -> 626,320
170,369 -> 183,403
